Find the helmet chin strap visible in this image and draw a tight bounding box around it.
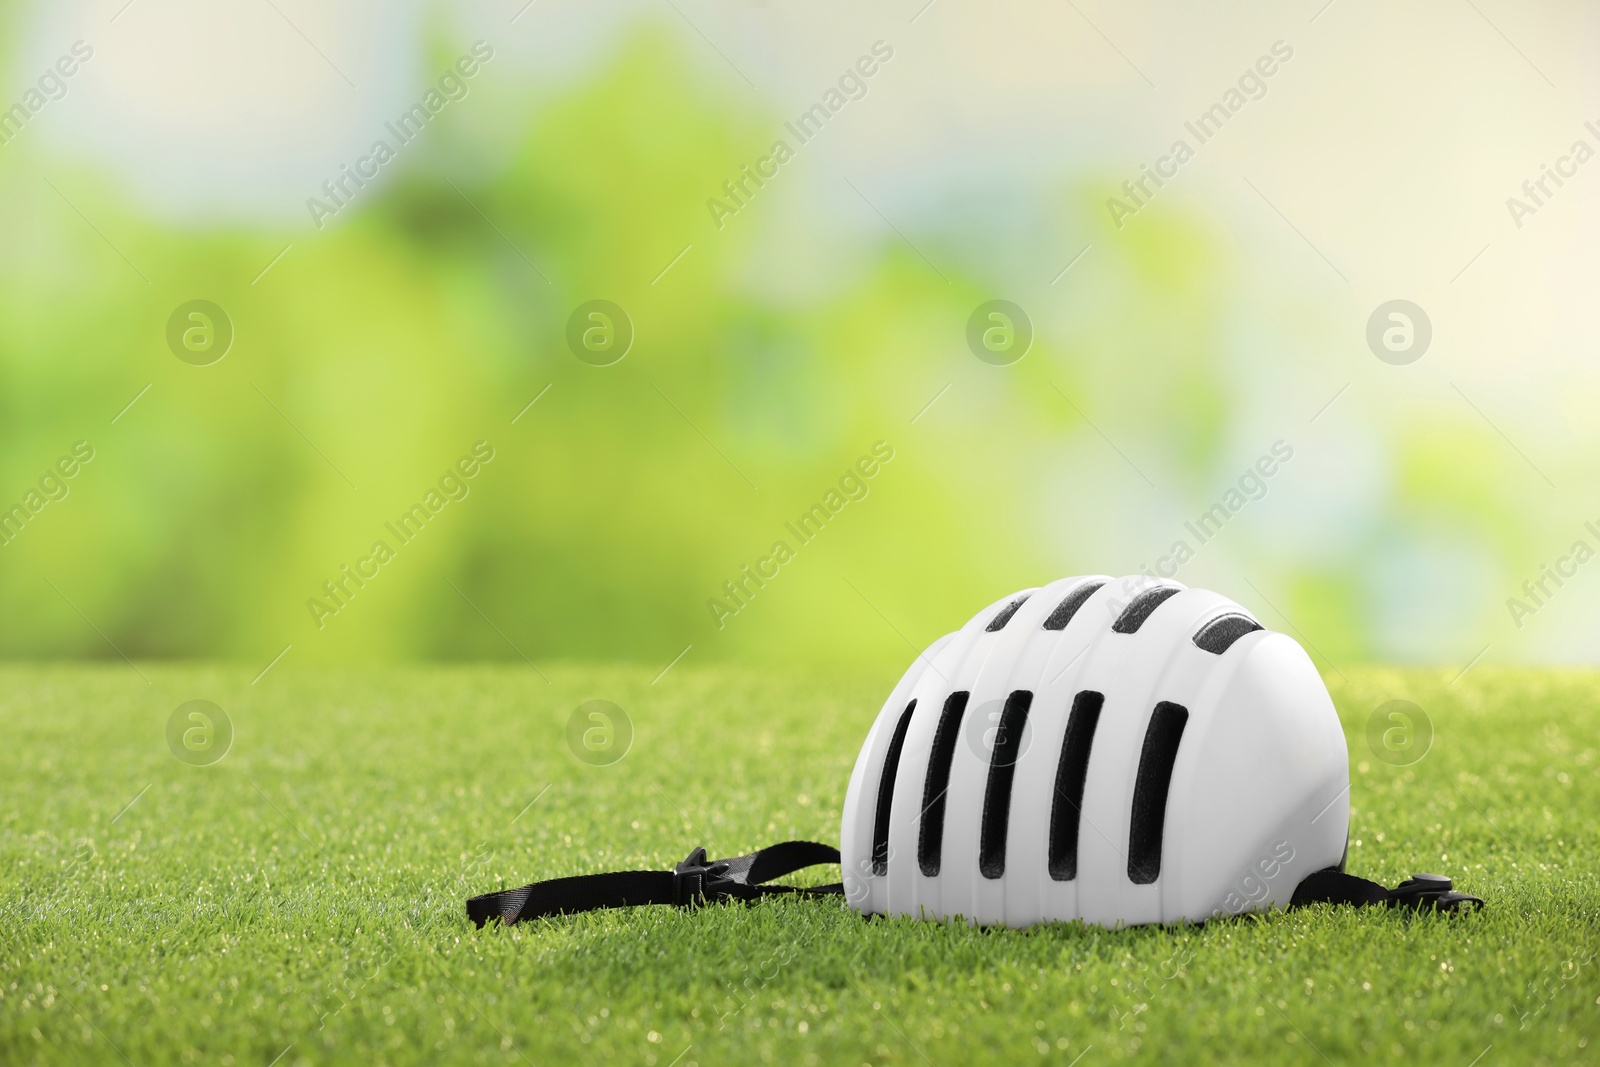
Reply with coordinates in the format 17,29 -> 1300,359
1289,869 -> 1484,913
466,840 -> 843,928
464,841 -> 1483,928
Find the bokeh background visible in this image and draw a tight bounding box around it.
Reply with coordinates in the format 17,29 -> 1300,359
3,0 -> 1598,673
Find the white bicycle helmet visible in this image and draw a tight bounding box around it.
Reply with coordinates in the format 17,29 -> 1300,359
840,574 -> 1353,927
467,574 -> 1481,929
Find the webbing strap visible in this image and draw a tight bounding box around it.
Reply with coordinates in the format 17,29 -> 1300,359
466,847 -> 1484,928
466,840 -> 843,928
1290,869 -> 1484,912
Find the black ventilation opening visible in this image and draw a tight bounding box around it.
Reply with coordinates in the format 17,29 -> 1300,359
978,690 -> 1034,880
1042,581 -> 1105,631
871,700 -> 917,876
1047,690 -> 1105,881
917,691 -> 970,877
1127,701 -> 1189,884
1112,586 -> 1181,634
1193,613 -> 1263,654
986,594 -> 1032,632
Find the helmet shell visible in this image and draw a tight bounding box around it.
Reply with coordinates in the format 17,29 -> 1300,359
840,575 -> 1349,927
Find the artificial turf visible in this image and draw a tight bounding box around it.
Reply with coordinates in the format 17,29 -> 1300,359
1,662 -> 1596,1066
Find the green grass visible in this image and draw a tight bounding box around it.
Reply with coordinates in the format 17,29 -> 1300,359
2,663 -> 1597,1066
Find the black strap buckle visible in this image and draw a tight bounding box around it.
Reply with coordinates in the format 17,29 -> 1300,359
1388,872 -> 1484,912
672,847 -> 736,906
1290,867 -> 1486,915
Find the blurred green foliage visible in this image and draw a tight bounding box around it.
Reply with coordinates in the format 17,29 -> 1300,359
0,27 -> 1551,667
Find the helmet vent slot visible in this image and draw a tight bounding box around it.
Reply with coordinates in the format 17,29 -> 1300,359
978,689 -> 1035,880
871,700 -> 918,877
1107,585 -> 1184,633
1112,586 -> 1181,634
917,691 -> 971,877
985,594 -> 1032,632
1047,690 -> 1105,881
1042,581 -> 1105,631
1127,701 -> 1189,884
1193,613 -> 1263,654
